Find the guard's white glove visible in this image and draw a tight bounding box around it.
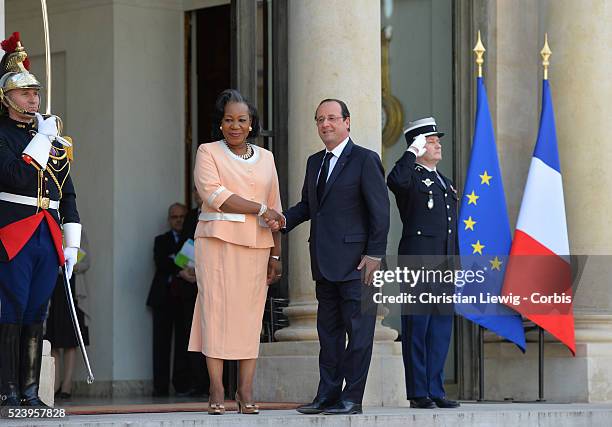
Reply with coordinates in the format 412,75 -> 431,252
34,112 -> 71,147
64,247 -> 78,281
408,134 -> 427,157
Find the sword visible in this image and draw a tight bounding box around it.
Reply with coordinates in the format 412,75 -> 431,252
40,0 -> 52,115
37,0 -> 66,136
61,266 -> 95,384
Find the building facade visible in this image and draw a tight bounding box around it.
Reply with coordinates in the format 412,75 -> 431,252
2,0 -> 611,403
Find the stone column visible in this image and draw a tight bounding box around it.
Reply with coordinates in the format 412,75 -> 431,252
256,0 -> 403,406
0,0 -> 5,39
545,0 -> 612,400
275,0 -> 393,343
484,0 -> 612,403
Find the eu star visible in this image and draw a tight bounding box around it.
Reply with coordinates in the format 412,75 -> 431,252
463,216 -> 476,231
489,256 -> 502,270
466,191 -> 479,205
480,171 -> 492,185
471,240 -> 485,255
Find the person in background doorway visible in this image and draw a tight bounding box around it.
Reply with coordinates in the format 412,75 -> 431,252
146,202 -> 190,397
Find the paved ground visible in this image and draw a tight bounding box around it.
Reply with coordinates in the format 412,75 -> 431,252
2,403 -> 612,427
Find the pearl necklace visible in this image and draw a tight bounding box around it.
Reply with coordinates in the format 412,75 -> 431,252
225,140 -> 253,160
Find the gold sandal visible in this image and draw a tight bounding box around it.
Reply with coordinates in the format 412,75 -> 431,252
235,392 -> 259,414
207,402 -> 225,415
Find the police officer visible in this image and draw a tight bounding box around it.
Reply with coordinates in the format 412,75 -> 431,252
387,117 -> 459,409
0,32 -> 80,407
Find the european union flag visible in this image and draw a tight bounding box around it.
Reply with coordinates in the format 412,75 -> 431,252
456,77 -> 526,351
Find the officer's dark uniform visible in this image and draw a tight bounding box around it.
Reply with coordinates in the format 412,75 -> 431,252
387,121 -> 458,405
0,33 -> 80,407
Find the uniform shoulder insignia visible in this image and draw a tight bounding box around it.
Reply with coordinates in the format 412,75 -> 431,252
414,164 -> 423,172
63,136 -> 74,162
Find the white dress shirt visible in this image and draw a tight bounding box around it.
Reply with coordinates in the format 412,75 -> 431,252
317,137 -> 350,182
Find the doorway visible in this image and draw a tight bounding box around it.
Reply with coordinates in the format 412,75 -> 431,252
184,0 -> 289,399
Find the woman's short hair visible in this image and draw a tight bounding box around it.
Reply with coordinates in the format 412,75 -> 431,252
211,89 -> 260,141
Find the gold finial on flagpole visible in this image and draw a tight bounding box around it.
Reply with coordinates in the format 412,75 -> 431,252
541,33 -> 552,80
473,31 -> 486,78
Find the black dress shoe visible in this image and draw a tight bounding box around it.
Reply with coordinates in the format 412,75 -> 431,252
322,400 -> 362,415
296,397 -> 336,414
431,397 -> 460,408
410,397 -> 436,409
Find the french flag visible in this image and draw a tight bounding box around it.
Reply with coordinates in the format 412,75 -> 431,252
502,79 -> 575,355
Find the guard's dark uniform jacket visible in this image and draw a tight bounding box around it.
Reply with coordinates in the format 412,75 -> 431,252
387,150 -> 458,257
387,148 -> 459,401
0,115 -> 79,262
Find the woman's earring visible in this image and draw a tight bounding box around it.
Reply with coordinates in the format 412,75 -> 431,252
219,126 -> 222,130
249,126 -> 253,131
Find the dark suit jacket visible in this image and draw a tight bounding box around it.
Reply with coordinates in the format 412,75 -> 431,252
147,230 -> 181,307
284,138 -> 390,282
178,208 -> 199,248
175,208 -> 199,300
387,150 -> 459,257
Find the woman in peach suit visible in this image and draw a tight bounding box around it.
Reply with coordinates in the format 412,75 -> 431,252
188,89 -> 283,415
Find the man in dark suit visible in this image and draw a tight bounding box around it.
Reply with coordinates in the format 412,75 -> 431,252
281,99 -> 390,415
146,202 -> 189,397
387,117 -> 460,409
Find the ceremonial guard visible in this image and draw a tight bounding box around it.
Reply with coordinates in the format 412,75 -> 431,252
387,117 -> 459,409
0,32 -> 80,407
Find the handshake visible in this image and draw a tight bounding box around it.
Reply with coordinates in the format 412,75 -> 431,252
261,208 -> 285,232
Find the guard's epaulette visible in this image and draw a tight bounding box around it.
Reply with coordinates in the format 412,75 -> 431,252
63,136 -> 74,162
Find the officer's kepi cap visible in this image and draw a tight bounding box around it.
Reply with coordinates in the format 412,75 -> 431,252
403,117 -> 445,143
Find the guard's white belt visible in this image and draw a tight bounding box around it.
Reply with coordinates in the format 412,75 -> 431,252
199,212 -> 245,222
0,192 -> 59,210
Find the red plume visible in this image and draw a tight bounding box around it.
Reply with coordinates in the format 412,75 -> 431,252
1,32 -> 20,54
1,32 -> 30,70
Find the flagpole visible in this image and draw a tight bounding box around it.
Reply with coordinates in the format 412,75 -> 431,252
541,33 -> 551,82
474,30 -> 485,78
473,31 -> 486,402
478,326 -> 485,401
536,35 -> 552,403
538,327 -> 545,401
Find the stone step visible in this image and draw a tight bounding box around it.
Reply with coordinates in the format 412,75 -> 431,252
3,404 -> 612,427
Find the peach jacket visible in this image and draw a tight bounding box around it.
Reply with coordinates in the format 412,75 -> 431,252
193,140 -> 282,249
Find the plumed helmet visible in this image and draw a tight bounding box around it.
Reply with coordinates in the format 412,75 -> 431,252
0,32 -> 41,113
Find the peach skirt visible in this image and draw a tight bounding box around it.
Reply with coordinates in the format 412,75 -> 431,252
188,237 -> 270,359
